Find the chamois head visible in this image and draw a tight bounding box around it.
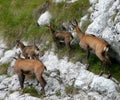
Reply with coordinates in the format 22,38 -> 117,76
13,51 -> 24,61
16,40 -> 25,49
46,23 -> 56,35
46,23 -> 51,28
70,19 -> 82,33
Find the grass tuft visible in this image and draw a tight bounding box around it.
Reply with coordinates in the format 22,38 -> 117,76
55,90 -> 61,96
65,85 -> 79,95
23,86 -> 42,98
0,63 -> 9,75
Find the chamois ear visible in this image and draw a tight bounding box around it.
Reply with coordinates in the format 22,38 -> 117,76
70,19 -> 78,27
13,57 -> 17,60
73,19 -> 78,25
69,20 -> 75,27
46,23 -> 51,28
16,40 -> 20,43
15,52 -> 21,58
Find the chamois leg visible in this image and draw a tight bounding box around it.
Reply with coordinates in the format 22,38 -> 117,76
55,41 -> 61,53
96,53 -> 106,76
35,73 -> 46,94
66,43 -> 70,58
106,59 -> 112,79
23,54 -> 29,59
103,52 -> 112,78
18,72 -> 25,93
65,38 -> 71,59
99,61 -> 106,76
86,48 -> 90,70
31,53 -> 39,60
35,54 -> 39,60
106,63 -> 112,79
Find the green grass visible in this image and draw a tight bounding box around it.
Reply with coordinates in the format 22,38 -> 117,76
80,18 -> 91,32
65,85 -> 79,95
54,42 -> 120,82
0,0 -> 90,46
49,0 -> 90,24
70,43 -> 86,63
55,90 -> 61,96
69,44 -> 120,82
0,0 -> 119,82
23,86 -> 43,97
0,0 -> 89,44
0,63 -> 9,75
0,0 -> 47,46
89,56 -> 120,82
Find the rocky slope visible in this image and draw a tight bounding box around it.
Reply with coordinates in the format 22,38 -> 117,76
86,0 -> 120,62
0,0 -> 120,100
0,39 -> 120,100
38,0 -> 120,62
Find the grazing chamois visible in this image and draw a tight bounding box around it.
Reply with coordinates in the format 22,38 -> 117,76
13,57 -> 47,94
47,23 -> 73,57
16,40 -> 39,59
71,20 -> 111,78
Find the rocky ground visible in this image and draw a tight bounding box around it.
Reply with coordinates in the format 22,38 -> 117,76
0,39 -> 119,100
0,0 -> 120,100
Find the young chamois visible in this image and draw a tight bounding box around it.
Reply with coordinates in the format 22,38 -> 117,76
16,40 -> 39,59
47,23 -> 73,57
71,20 -> 111,78
13,57 -> 47,94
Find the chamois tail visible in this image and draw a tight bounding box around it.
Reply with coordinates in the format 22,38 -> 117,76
103,45 -> 111,64
44,66 -> 47,70
103,45 -> 109,52
13,57 -> 17,60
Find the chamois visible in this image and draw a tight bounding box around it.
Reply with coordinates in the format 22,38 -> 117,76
47,23 -> 73,57
16,40 -> 39,59
71,20 -> 111,78
14,58 -> 46,94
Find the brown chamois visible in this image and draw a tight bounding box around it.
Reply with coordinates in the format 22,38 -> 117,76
16,40 -> 39,59
47,23 -> 73,57
13,58 -> 47,94
71,20 -> 111,78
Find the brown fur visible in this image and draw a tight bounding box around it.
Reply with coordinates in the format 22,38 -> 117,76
71,20 -> 111,78
16,40 -> 39,59
47,23 -> 73,57
14,58 -> 46,93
